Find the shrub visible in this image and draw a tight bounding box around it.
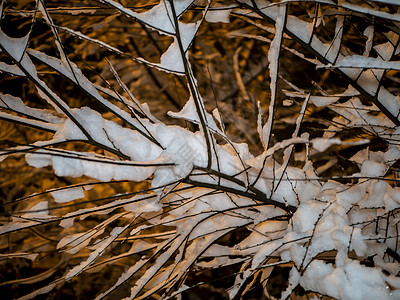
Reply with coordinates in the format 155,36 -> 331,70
1,0 -> 400,299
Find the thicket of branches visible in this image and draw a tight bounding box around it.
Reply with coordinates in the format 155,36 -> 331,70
1,0 -> 400,299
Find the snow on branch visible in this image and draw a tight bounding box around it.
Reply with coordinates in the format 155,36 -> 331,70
1,1 -> 400,299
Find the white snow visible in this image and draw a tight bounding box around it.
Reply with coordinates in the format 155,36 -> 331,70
291,201 -> 327,233
3,1 -> 400,299
135,1 -> 180,34
205,8 -> 231,23
100,1 -> 200,75
0,28 -> 30,62
157,21 -> 200,74
261,3 -> 286,150
26,149 -> 161,183
312,137 -> 341,152
123,195 -> 162,215
300,259 -> 400,300
25,152 -> 52,168
360,160 -> 386,177
0,61 -> 25,76
0,93 -> 64,124
23,201 -> 49,217
337,183 -> 367,208
357,70 -> 379,96
0,221 -> 44,236
310,86 -> 360,107
101,0 -> 193,35
0,112 -> 60,132
327,55 -> 400,70
168,96 -> 221,133
159,39 -> 186,73
360,180 -> 387,208
65,225 -> 127,280
377,87 -> 400,120
342,2 -> 400,23
310,96 -> 340,107
51,187 -> 85,203
57,231 -> 95,254
57,26 -> 123,54
286,15 -> 313,44
372,0 -> 400,4
28,49 -> 154,134
363,26 -> 374,56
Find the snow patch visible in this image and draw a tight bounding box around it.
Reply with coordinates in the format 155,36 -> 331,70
206,8 -> 231,23
51,187 -> 85,203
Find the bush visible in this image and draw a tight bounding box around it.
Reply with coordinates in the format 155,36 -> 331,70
1,0 -> 400,299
